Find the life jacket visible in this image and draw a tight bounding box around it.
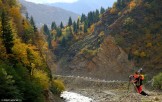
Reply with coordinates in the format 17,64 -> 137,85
132,73 -> 140,86
135,74 -> 144,87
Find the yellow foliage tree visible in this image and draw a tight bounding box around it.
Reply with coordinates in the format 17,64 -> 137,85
0,0 -> 2,7
133,50 -> 140,56
51,40 -> 58,49
22,19 -> 35,43
129,1 -> 136,10
10,7 -> 21,22
88,24 -> 95,33
140,51 -> 147,58
33,69 -> 50,90
13,38 -> 44,69
27,45 -> 44,68
9,7 -> 23,34
51,30 -> 57,37
13,39 -> 29,65
146,42 -> 152,48
51,79 -> 65,94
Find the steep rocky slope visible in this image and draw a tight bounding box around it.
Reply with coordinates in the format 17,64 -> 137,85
57,0 -> 162,80
102,0 -> 162,77
57,36 -> 131,80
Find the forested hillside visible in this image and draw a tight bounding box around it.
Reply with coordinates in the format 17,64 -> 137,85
0,0 -> 64,101
102,0 -> 162,78
43,0 -> 162,82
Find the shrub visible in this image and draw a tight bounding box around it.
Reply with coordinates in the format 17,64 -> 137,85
114,34 -> 124,45
80,48 -> 97,57
0,67 -> 22,99
152,73 -> 162,90
50,79 -> 65,95
123,17 -> 135,28
99,31 -> 104,37
33,69 -> 50,90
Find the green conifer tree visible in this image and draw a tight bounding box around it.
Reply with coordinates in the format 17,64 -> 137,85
56,28 -> 62,37
30,16 -> 37,32
1,10 -> 14,54
81,14 -> 86,23
73,21 -> 77,33
68,17 -> 72,26
51,21 -> 57,30
84,21 -> 88,33
60,21 -> 64,29
100,7 -> 105,14
77,18 -> 80,30
43,24 -> 50,36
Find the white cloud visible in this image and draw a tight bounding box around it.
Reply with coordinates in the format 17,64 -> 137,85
25,0 -> 78,4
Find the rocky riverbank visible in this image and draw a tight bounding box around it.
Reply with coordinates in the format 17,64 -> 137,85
57,75 -> 162,102
67,88 -> 162,102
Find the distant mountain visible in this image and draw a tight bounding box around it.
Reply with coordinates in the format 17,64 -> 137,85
47,0 -> 116,14
19,0 -> 79,28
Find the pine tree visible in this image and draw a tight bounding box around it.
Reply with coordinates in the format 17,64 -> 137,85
81,14 -> 86,23
61,37 -> 66,47
43,24 -> 50,36
56,28 -> 62,37
100,7 -> 105,14
51,21 -> 57,30
22,19 -> 34,43
30,16 -> 37,32
68,17 -> 72,26
0,68 -> 21,99
43,24 -> 52,48
84,21 -> 88,33
95,9 -> 100,22
77,18 -> 80,30
66,27 -> 73,41
60,21 -> 64,29
87,11 -> 93,26
73,21 -> 77,33
25,12 -> 29,20
1,10 -> 14,54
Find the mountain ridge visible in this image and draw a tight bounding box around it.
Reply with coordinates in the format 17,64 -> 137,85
19,0 -> 79,28
47,0 -> 115,14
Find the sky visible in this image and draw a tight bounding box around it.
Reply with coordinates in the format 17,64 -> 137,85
25,0 -> 78,4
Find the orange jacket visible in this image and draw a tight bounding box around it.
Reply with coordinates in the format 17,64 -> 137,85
133,73 -> 139,79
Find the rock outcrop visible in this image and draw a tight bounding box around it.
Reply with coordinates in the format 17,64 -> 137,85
57,35 -> 132,80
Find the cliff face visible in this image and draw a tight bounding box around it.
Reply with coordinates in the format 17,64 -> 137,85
91,36 -> 131,80
57,35 -> 131,80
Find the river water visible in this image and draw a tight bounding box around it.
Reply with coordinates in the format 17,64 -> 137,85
61,91 -> 93,102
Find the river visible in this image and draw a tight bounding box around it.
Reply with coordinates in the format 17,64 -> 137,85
61,91 -> 93,102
